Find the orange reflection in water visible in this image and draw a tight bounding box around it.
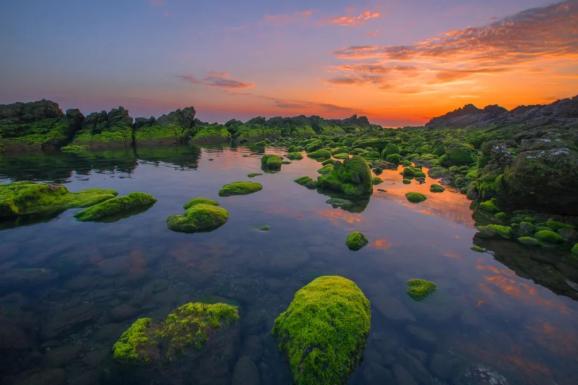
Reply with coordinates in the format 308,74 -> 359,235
317,208 -> 363,225
527,321 -> 578,356
476,260 -> 570,314
375,166 -> 474,227
371,239 -> 391,250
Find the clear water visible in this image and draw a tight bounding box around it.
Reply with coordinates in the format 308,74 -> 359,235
1,146 -> 577,385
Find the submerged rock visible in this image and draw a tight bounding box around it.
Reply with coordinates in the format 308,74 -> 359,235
74,192 -> 156,222
0,181 -> 117,220
167,198 -> 229,233
219,181 -> 263,196
346,231 -> 368,251
406,279 -> 437,300
272,276 -> 370,385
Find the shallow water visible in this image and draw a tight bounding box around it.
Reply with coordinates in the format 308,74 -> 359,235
1,146 -> 577,385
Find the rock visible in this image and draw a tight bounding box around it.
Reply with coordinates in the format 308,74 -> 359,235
406,279 -> 437,300
272,276 -> 370,385
307,148 -> 332,161
317,156 -> 373,198
219,181 -> 263,196
294,176 -> 317,189
534,229 -> 564,244
232,356 -> 261,385
405,192 -> 427,203
286,152 -> 303,160
167,199 -> 229,233
261,154 -> 283,171
74,192 -> 156,222
430,184 -> 445,193
346,231 -> 368,251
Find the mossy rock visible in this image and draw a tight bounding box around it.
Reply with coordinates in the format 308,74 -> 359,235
405,192 -> 427,203
572,243 -> 578,256
287,152 -> 303,160
402,178 -> 411,185
333,153 -> 349,160
219,181 -> 263,196
317,156 -> 373,198
0,181 -> 117,219
477,224 -> 512,239
479,199 -> 499,213
167,201 -> 229,233
471,245 -> 486,252
261,154 -> 283,171
407,278 -> 437,300
372,177 -> 383,185
534,229 -> 564,244
247,172 -> 262,178
112,302 -> 239,364
317,164 -> 334,175
307,149 -> 332,161
272,276 -> 370,385
294,176 -> 317,189
346,231 -> 368,251
402,166 -> 425,179
517,236 -> 541,247
75,192 -> 156,222
430,184 -> 445,193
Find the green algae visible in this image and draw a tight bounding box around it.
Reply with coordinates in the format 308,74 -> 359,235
316,156 -> 373,198
517,236 -> 541,247
346,231 -> 368,251
534,229 -> 564,244
219,181 -> 263,196
167,201 -> 229,233
261,154 -> 283,171
430,184 -> 445,193
0,181 -> 117,219
272,276 -> 370,385
112,302 -> 239,364
307,148 -> 332,161
287,152 -> 303,160
74,192 -> 156,222
405,192 -> 427,203
407,278 -> 437,300
477,224 -> 512,239
294,176 -> 317,189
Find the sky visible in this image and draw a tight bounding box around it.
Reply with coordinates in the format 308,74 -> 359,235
1,0 -> 577,126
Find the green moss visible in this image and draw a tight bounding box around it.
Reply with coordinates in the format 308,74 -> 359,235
372,176 -> 383,185
112,318 -> 156,364
247,172 -> 262,178
219,181 -> 263,196
405,192 -> 427,203
385,153 -> 401,164
346,231 -> 368,250
534,229 -> 564,244
261,154 -> 283,171
272,276 -> 370,385
0,181 -> 117,219
477,224 -> 512,239
294,176 -> 317,189
407,278 -> 437,300
317,156 -> 373,198
333,152 -> 349,160
191,125 -> 231,144
430,184 -> 445,193
287,152 -> 303,160
479,199 -> 499,213
402,178 -> 411,184
307,149 -> 332,161
471,245 -> 486,252
167,202 -> 229,233
517,236 -> 541,247
183,197 -> 219,209
74,192 -> 156,222
317,164 -> 334,175
571,243 -> 578,259
402,166 -> 425,179
112,302 -> 239,364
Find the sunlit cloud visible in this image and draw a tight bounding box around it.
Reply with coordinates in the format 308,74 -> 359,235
178,72 -> 254,89
328,10 -> 381,27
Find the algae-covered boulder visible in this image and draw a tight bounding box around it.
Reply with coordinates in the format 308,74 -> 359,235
74,192 -> 156,222
261,154 -> 283,171
517,236 -> 541,247
272,276 -> 370,385
430,184 -> 445,193
219,181 -> 263,196
534,229 -> 564,244
112,302 -> 239,364
477,224 -> 512,239
346,231 -> 368,250
307,149 -> 332,161
405,192 -> 427,203
317,156 -> 372,198
167,199 -> 229,233
287,152 -> 303,160
294,176 -> 317,189
0,181 -> 117,219
407,278 -> 437,300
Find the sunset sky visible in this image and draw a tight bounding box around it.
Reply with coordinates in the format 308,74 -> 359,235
1,0 -> 577,126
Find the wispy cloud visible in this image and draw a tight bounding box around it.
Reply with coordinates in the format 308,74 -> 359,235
264,10 -> 314,25
229,91 -> 359,114
328,10 -> 381,27
178,72 -> 254,89
331,1 -> 578,87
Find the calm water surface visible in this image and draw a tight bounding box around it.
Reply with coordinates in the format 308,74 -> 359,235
1,146 -> 577,385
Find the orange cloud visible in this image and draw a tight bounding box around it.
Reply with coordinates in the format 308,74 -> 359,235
328,10 -> 381,27
178,72 -> 254,89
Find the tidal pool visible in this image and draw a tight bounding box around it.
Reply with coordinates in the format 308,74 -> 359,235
1,146 -> 577,385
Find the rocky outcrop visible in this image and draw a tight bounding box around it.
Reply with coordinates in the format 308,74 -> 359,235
72,107 -> 133,149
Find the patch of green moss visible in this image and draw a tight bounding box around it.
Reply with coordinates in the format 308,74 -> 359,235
307,149 -> 332,161
272,276 -> 370,385
219,181 -> 263,196
479,199 -> 499,213
405,192 -> 427,203
112,302 -> 239,364
74,192 -> 156,222
333,153 -> 349,160
167,202 -> 229,233
317,156 -> 373,198
261,154 -> 283,171
471,245 -> 486,252
517,236 -> 541,247
385,153 -> 401,164
402,178 -> 411,184
247,172 -> 262,178
0,181 -> 117,219
534,229 -> 564,244
346,231 -> 368,250
287,152 -> 303,160
430,184 -> 445,193
477,224 -> 512,239
407,278 -> 437,300
294,176 -> 317,189
317,164 -> 334,175
372,177 -> 383,185
183,197 -> 219,209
